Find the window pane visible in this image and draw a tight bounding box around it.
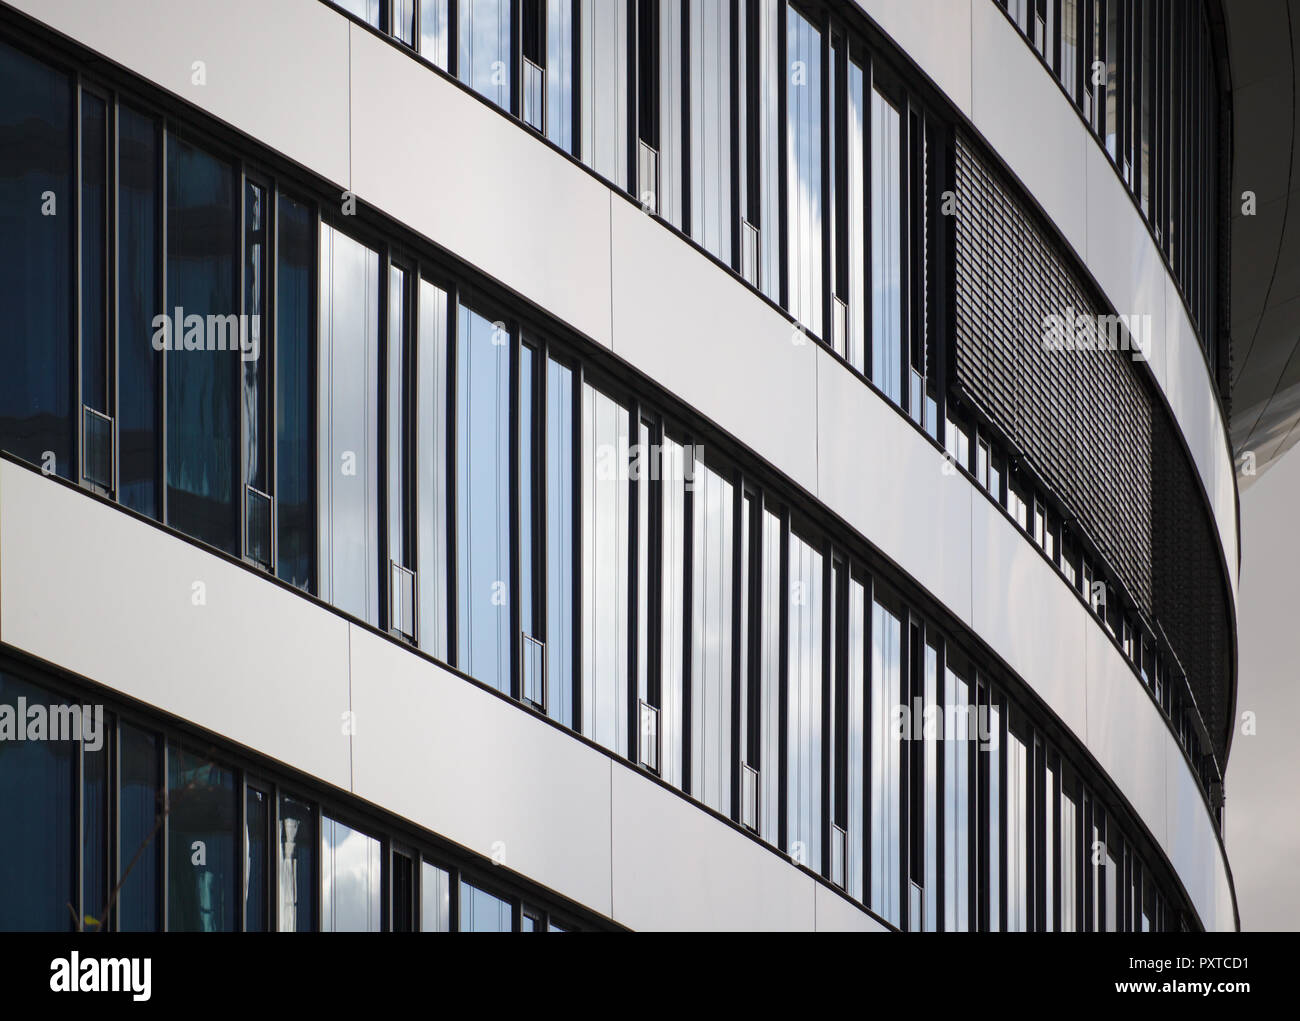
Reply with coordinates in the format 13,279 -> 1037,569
417,279 -> 451,660
871,88 -> 902,404
0,673 -> 75,930
1061,785 -> 1077,931
519,344 -> 538,648
786,7 -> 823,333
657,0 -> 685,227
658,434 -> 688,788
546,357 -> 576,727
387,266 -> 409,575
581,382 -> 631,756
787,532 -> 822,870
456,303 -> 512,692
82,715 -> 109,930
758,506 -> 781,844
460,0 -> 512,110
81,93 -> 108,416
420,0 -> 451,67
690,455 -> 733,813
0,41 -> 73,477
987,698 -> 1001,930
118,107 -> 161,518
944,665 -> 971,931
546,0 -> 575,151
846,576 -> 866,903
115,723 -> 160,931
242,180 -> 269,496
923,642 -> 939,931
166,748 -> 237,931
459,880 -> 512,931
321,815 -> 382,932
421,861 -> 451,931
758,0 -> 782,301
847,57 -> 867,373
167,135 -> 238,553
244,787 -> 269,931
1007,729 -> 1029,931
870,598 -> 902,926
338,0 -> 382,29
317,222 -> 381,625
278,795 -> 316,932
580,0 -> 629,186
276,195 -> 316,591
689,0 -> 731,258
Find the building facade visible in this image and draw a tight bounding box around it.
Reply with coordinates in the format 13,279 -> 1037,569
0,0 -> 1241,931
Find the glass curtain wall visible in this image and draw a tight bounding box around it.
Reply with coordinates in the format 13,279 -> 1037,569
318,222 -> 382,626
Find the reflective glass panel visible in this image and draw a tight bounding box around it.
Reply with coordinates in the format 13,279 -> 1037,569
321,815 -> 382,932
166,748 -> 237,931
456,303 -> 512,692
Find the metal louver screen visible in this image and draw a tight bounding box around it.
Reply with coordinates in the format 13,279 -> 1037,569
952,132 -> 1232,759
952,135 -> 1152,615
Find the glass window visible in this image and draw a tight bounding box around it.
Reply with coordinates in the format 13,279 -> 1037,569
546,357 -> 576,727
387,266 -> 411,590
656,0 -> 685,227
276,195 -> 316,591
580,0 -> 629,187
690,454 -> 733,814
870,596 -> 902,927
787,531 -> 823,871
846,56 -> 867,373
243,181 -> 270,517
1007,727 -> 1030,931
244,787 -> 269,931
456,303 -> 512,692
166,748 -> 237,931
82,706 -> 108,931
984,692 -> 1001,931
581,382 -> 631,756
519,343 -> 540,689
786,6 -> 823,334
758,505 -> 782,845
460,0 -> 512,110
421,861 -> 451,931
738,0 -> 783,300
278,795 -> 316,932
0,673 -> 75,930
1061,781 -> 1077,931
845,574 -> 867,903
544,0 -> 575,150
657,434 -> 688,788
167,135 -> 239,553
944,663 -> 971,931
922,641 -> 939,931
871,87 -> 903,404
118,722 -> 161,931
459,879 -> 512,931
81,94 -> 109,418
321,815 -> 382,932
1060,0 -> 1078,101
688,0 -> 732,260
0,41 -> 73,478
338,0 -> 382,29
118,107 -> 161,519
417,279 -> 450,660
1045,754 -> 1057,932
419,0 -> 451,68
318,222 -> 381,625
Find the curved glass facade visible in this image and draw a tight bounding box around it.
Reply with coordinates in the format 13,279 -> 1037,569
995,0 -> 1223,373
0,661 -> 599,932
0,2 -> 1234,934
